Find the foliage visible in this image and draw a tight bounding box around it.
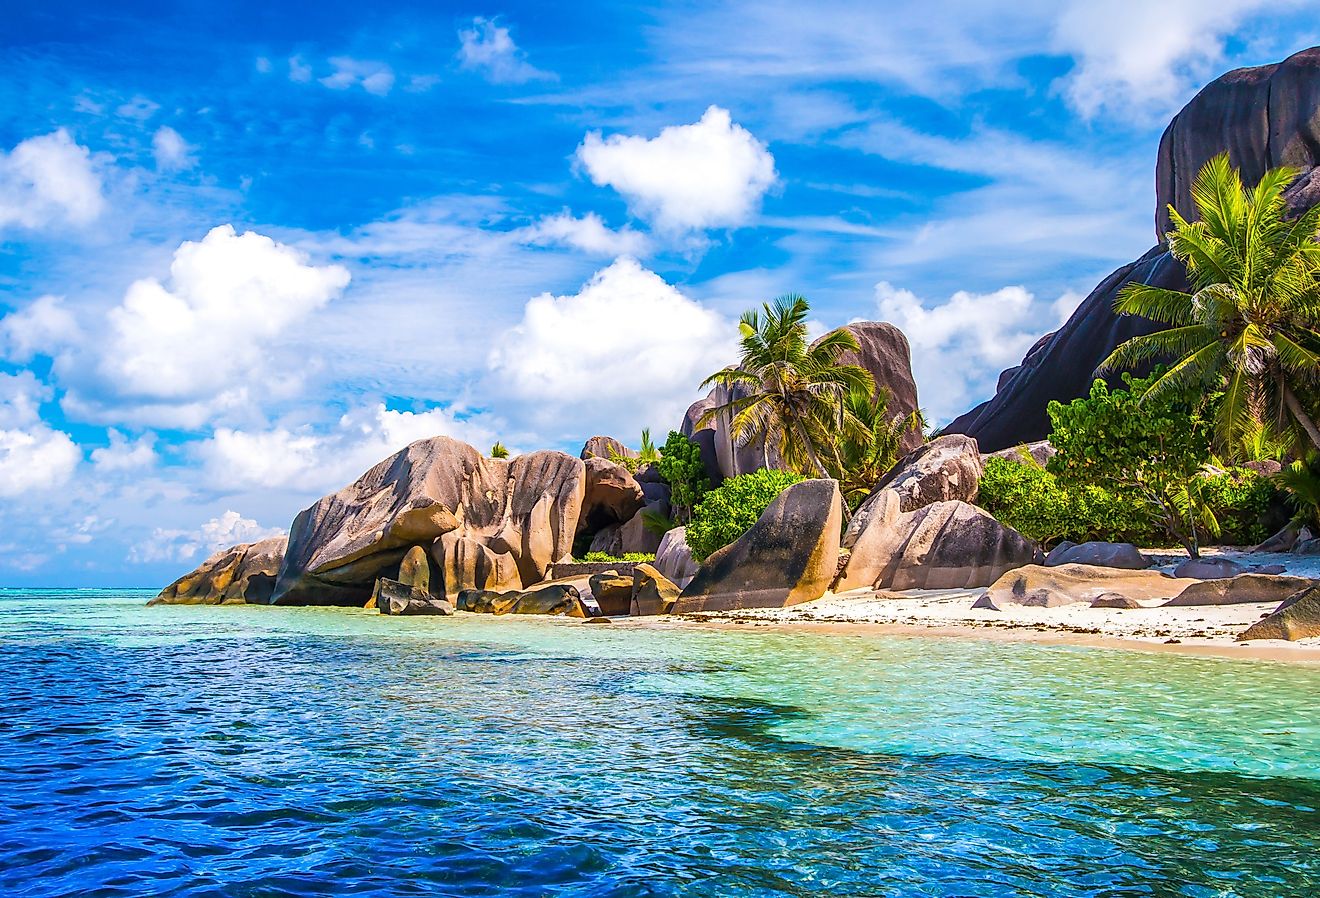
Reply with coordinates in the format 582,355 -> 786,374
833,385 -> 926,510
581,551 -> 656,564
490,442 -> 510,459
1101,153 -> 1320,452
640,506 -> 676,536
685,469 -> 804,562
1199,468 -> 1277,545
637,428 -> 661,467
655,431 -> 710,524
606,446 -> 639,473
1047,374 -> 1217,556
1275,452 -> 1320,528
699,295 -> 873,477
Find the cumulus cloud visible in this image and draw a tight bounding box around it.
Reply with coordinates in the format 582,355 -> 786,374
320,56 -> 396,96
0,129 -> 105,230
0,295 -> 80,362
1052,0 -> 1277,119
152,126 -> 195,171
90,430 -> 158,472
131,510 -> 284,564
197,403 -> 504,494
576,106 -> 777,233
457,17 -> 550,84
488,257 -> 736,439
517,211 -> 651,257
58,224 -> 349,427
870,281 -> 1076,424
0,372 -> 81,498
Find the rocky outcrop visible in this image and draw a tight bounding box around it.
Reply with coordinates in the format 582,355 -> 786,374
671,479 -> 842,613
945,48 -> 1320,452
580,436 -> 636,462
1237,584 -> 1320,641
455,584 -> 592,617
150,536 -> 287,606
1091,593 -> 1142,609
1172,557 -> 1246,580
681,321 -> 921,481
1045,542 -> 1147,570
837,496 -> 1039,592
1164,574 -> 1314,607
630,563 -> 682,616
270,437 -> 584,606
579,457 -> 645,535
588,571 -> 634,616
654,527 -> 698,588
975,564 -> 1196,610
374,578 -> 454,615
866,435 -> 982,515
984,441 -> 1056,467
433,531 -> 522,601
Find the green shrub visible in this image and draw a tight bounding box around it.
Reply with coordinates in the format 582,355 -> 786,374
686,469 -> 804,562
1199,468 -> 1277,545
655,431 -> 710,524
580,551 -> 656,564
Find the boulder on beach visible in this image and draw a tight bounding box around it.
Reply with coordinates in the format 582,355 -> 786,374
456,588 -> 519,614
1237,584 -> 1320,641
579,457 -> 645,535
455,583 -> 592,617
653,527 -> 698,588
588,571 -> 634,616
150,536 -> 287,606
1091,593 -> 1142,609
374,578 -> 454,615
580,436 -> 637,462
975,564 -> 1197,610
1046,542 -> 1148,570
1164,574 -> 1314,607
631,563 -> 682,616
671,479 -> 842,613
871,434 -> 983,514
270,437 -> 585,606
1172,557 -> 1247,580
434,531 -> 522,601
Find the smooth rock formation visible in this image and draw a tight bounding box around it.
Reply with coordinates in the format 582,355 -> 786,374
271,437 -> 584,605
1173,557 -> 1247,580
580,436 -> 636,462
1046,542 -> 1148,570
588,572 -> 634,616
1091,593 -> 1142,609
1164,574 -> 1314,607
975,564 -> 1197,610
630,563 -> 682,616
151,537 -> 287,606
455,584 -> 591,617
838,498 -> 1039,592
397,545 -> 432,591
433,531 -> 521,601
871,435 -> 982,514
579,457 -> 645,534
653,527 -> 698,588
671,479 -> 842,613
1237,584 -> 1320,641
984,441 -> 1056,467
374,578 -> 454,615
455,589 -> 519,614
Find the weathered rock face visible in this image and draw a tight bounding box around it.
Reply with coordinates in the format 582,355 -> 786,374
681,321 -> 921,481
1237,584 -> 1320,641
588,571 -> 634,616
630,563 -> 682,616
871,435 -> 982,514
150,537 -> 287,606
983,441 -> 1056,467
1046,542 -> 1148,570
1091,593 -> 1142,609
945,48 -> 1320,452
580,436 -> 636,462
1164,574 -> 1314,607
433,531 -> 522,601
975,564 -> 1196,610
579,457 -> 645,534
455,584 -> 592,617
271,437 -> 584,606
671,479 -> 842,613
654,527 -> 698,588
397,545 -> 432,591
1172,557 -> 1246,580
838,498 -> 1039,592
374,578 -> 454,615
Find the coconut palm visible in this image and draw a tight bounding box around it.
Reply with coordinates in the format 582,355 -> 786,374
490,442 -> 510,459
699,295 -> 874,477
832,385 -> 926,509
1100,153 -> 1320,452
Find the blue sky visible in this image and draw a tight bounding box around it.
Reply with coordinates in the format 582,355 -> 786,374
1,1 -> 1316,586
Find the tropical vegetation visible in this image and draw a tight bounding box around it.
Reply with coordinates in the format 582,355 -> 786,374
685,469 -> 804,562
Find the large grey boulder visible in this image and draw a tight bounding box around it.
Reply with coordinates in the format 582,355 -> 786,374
975,564 -> 1196,610
653,527 -> 698,588
671,479 -> 842,613
1046,542 -> 1147,570
1164,574 -> 1314,607
375,578 -> 454,615
837,497 -> 1039,592
1172,557 -> 1247,579
871,434 -> 982,514
631,563 -> 682,616
580,435 -> 636,462
271,437 -> 584,605
578,457 -> 645,534
150,536 -> 287,606
1237,584 -> 1320,641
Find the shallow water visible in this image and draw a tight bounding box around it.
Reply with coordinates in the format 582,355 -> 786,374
1,589 -> 1318,897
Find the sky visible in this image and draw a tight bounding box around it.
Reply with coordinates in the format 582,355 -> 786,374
1,1 -> 1317,586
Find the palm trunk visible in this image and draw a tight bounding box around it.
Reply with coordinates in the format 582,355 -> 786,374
1282,383 -> 1320,451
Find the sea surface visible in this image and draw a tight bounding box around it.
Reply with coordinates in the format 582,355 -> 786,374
1,589 -> 1318,897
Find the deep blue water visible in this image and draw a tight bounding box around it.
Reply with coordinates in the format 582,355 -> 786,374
1,589 -> 1318,897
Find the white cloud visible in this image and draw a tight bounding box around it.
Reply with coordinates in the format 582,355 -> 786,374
517,211 -> 651,257
65,224 -> 349,426
576,106 -> 777,233
457,16 -> 550,84
152,126 -> 195,171
255,56 -> 273,74
288,55 -> 313,82
869,280 -> 1075,424
131,510 -> 284,564
0,295 -> 80,362
320,57 -> 395,96
90,430 -> 158,472
488,257 -> 736,440
0,372 -> 81,498
1052,0 -> 1279,119
0,129 -> 105,230
116,96 -> 160,121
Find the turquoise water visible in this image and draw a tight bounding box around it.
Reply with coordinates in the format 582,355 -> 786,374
1,589 -> 1318,897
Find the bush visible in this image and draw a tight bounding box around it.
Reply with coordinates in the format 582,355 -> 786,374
580,551 -> 656,564
686,469 -> 804,562
1199,468 -> 1277,545
655,431 -> 710,523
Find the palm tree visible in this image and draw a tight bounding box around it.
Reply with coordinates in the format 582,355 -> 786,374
636,428 -> 661,467
699,295 -> 874,477
490,442 -> 510,459
1100,153 -> 1320,452
833,385 -> 926,509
